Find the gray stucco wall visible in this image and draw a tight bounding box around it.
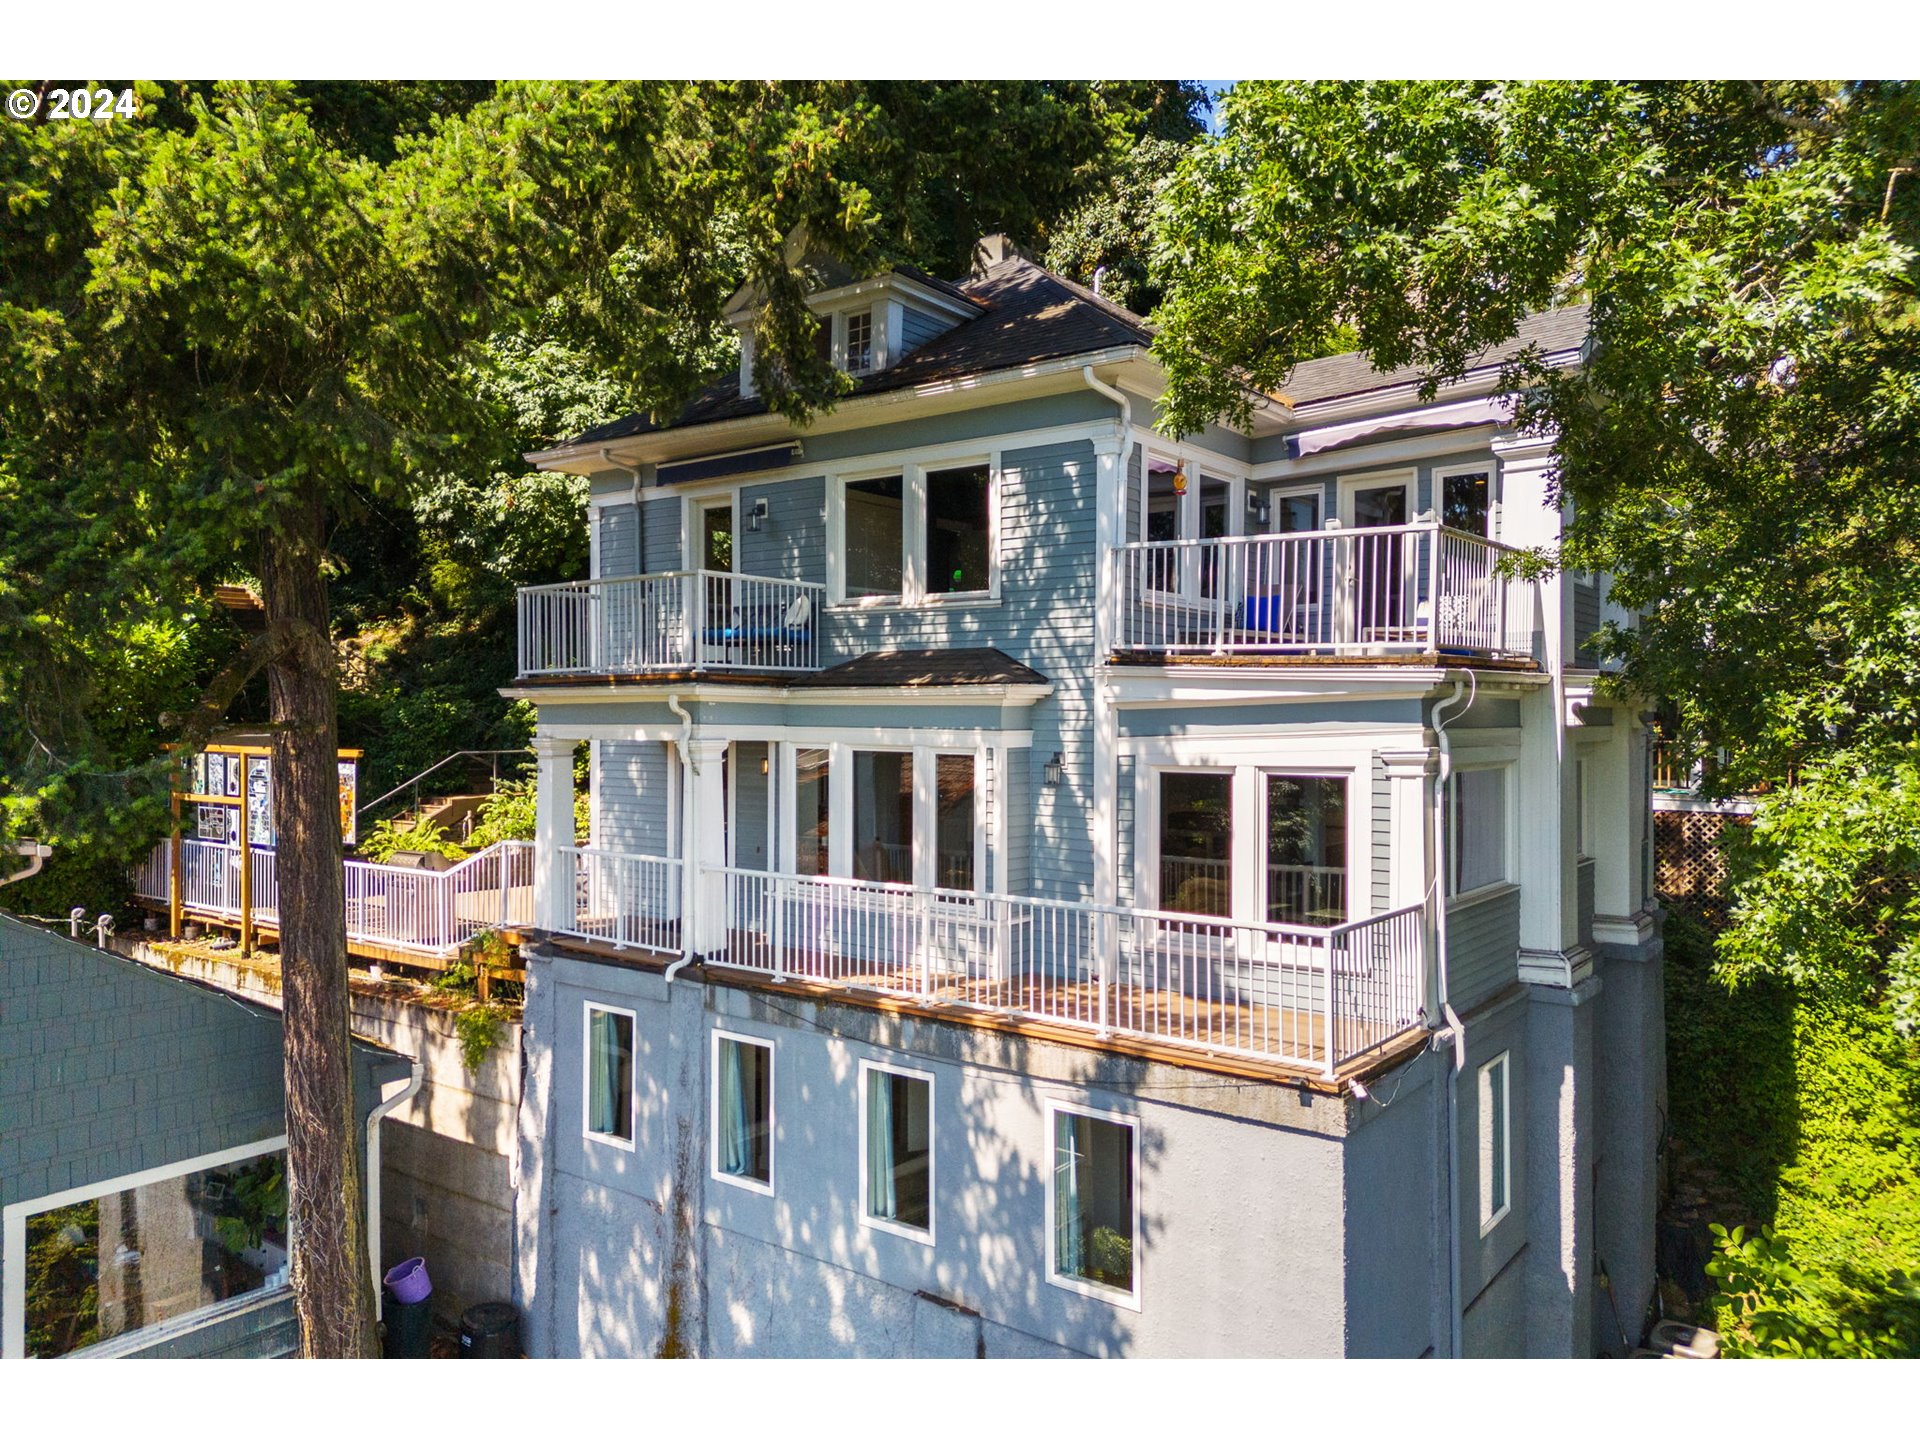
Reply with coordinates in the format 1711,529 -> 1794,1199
1590,930 -> 1666,1355
515,948 -> 1361,1358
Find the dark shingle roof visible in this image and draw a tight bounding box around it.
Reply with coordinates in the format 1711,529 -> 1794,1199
566,258 -> 1154,446
1279,305 -> 1591,406
789,647 -> 1050,690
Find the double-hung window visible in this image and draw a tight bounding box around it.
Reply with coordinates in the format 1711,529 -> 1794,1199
1448,766 -> 1509,896
1048,1103 -> 1139,1305
711,1031 -> 774,1193
834,460 -> 995,605
583,1004 -> 635,1148
1479,1052 -> 1512,1233
860,1062 -> 933,1242
843,308 -> 874,373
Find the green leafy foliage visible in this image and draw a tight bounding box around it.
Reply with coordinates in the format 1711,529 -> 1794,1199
357,816 -> 467,865
454,1003 -> 507,1071
1666,913 -> 1920,1356
1152,82 -> 1920,1028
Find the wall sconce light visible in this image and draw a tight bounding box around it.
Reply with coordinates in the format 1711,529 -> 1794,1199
1044,752 -> 1064,787
1247,491 -> 1270,527
747,497 -> 769,532
760,754 -> 771,776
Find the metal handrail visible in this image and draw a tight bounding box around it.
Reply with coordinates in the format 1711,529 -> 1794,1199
357,748 -> 533,819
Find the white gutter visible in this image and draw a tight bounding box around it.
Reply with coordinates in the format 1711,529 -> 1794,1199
2,840 -> 51,888
364,1057 -> 425,1323
1428,670 -> 1477,1360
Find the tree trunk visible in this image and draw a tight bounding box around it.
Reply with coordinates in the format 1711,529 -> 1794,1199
261,483 -> 377,1358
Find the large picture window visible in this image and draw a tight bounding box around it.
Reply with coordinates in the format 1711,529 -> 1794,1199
934,753 -> 977,891
1266,774 -> 1347,926
584,1004 -> 635,1147
1449,767 -> 1509,896
20,1146 -> 290,1358
852,750 -> 913,884
712,1032 -> 774,1192
1158,771 -> 1232,917
861,1062 -> 933,1241
1049,1106 -> 1139,1304
844,475 -> 905,599
834,460 -> 996,605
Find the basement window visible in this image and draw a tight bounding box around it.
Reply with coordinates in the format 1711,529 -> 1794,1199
584,1003 -> 635,1148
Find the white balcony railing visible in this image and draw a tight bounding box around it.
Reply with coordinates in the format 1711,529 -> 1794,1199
551,845 -> 683,953
1113,522 -> 1537,660
517,570 -> 825,677
703,864 -> 1426,1076
134,839 -> 535,959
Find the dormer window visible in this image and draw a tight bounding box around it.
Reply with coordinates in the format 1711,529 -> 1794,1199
844,309 -> 874,374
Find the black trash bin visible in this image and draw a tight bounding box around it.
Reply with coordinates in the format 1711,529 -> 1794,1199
382,1256 -> 433,1359
459,1301 -> 520,1358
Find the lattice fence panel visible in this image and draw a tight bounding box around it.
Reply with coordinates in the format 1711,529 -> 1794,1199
1655,810 -> 1745,917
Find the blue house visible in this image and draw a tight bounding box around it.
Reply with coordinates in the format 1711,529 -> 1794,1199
504,236 -> 1665,1357
0,915 -> 413,1358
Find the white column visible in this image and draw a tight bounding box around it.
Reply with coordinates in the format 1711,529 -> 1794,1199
1091,428 -> 1126,909
532,733 -> 576,933
682,736 -> 729,955
1379,748 -> 1438,911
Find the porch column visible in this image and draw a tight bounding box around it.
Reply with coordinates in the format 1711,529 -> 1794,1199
532,733 -> 576,933
1091,428 -> 1126,909
682,736 -> 730,956
1381,747 -> 1439,1020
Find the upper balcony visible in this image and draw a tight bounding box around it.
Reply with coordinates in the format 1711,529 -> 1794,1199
1111,521 -> 1539,666
518,570 -> 826,679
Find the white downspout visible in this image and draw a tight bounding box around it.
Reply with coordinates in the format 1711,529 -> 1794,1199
365,1057 -> 425,1323
1429,670 -> 1476,1359
2,840 -> 50,887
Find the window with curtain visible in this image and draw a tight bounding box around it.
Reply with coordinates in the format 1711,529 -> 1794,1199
1052,1109 -> 1136,1297
795,747 -> 830,875
934,753 -> 976,891
852,751 -> 913,884
1449,767 -> 1509,895
844,475 -> 904,598
924,463 -> 992,595
1266,774 -> 1347,925
585,1006 -> 634,1144
1479,1052 -> 1511,1231
714,1035 -> 773,1188
863,1066 -> 932,1234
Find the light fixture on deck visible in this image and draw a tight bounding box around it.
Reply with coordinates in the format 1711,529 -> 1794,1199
1043,752 -> 1064,787
1247,491 -> 1270,527
747,497 -> 769,531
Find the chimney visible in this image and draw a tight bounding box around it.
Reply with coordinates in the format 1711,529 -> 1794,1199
971,232 -> 1031,276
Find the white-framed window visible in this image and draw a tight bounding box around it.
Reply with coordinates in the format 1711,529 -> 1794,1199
1448,765 -> 1510,897
831,457 -> 997,606
858,1060 -> 934,1244
711,1030 -> 774,1194
1479,1051 -> 1512,1234
1139,450 -> 1244,600
1148,761 -> 1354,927
3,1135 -> 290,1359
583,1002 -> 636,1149
843,747 -> 984,893
1046,1101 -> 1140,1308
1434,460 -> 1498,539
843,307 -> 874,374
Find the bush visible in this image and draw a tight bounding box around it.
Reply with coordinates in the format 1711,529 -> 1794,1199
357,815 -> 467,864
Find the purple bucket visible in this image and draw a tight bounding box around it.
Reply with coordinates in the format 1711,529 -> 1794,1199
383,1256 -> 432,1306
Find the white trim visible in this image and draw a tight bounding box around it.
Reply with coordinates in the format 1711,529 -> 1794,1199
1478,1050 -> 1513,1236
581,1001 -> 637,1152
1043,1099 -> 1142,1310
828,448 -> 999,607
3,1133 -> 289,1360
709,1029 -> 776,1197
504,686 -> 1051,711
857,1059 -> 936,1247
1446,762 -> 1515,901
535,721 -> 1036,751
687,490 -> 742,574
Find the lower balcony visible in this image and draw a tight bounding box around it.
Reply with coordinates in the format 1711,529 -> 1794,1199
1112,521 -> 1538,664
547,846 -> 1430,1079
